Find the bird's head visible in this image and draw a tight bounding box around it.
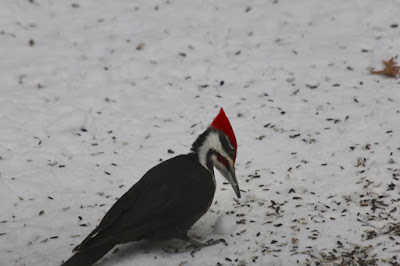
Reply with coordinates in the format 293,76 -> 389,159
192,108 -> 240,198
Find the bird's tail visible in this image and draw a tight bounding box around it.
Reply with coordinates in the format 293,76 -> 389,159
61,242 -> 116,266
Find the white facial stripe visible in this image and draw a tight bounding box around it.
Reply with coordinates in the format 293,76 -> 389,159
198,131 -> 219,169
219,149 -> 234,167
212,156 -> 224,171
198,131 -> 233,170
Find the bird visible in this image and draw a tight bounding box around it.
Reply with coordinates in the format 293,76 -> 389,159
61,108 -> 240,266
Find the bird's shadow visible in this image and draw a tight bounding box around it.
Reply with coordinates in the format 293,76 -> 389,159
96,239 -> 190,265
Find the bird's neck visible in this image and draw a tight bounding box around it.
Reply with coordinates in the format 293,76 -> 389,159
191,129 -> 219,173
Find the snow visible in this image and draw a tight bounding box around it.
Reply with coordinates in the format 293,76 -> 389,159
213,214 -> 237,236
1,0 -> 400,265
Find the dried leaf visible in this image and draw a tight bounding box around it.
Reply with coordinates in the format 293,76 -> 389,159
371,56 -> 399,77
136,43 -> 145,50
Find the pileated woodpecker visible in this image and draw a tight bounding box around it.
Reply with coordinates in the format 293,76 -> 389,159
61,108 -> 240,266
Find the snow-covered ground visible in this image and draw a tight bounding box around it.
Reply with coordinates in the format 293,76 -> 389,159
1,0 -> 400,265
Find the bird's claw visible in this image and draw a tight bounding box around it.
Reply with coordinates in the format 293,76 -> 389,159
186,238 -> 227,257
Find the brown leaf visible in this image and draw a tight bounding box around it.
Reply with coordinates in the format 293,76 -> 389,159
371,56 -> 399,77
136,43 -> 145,50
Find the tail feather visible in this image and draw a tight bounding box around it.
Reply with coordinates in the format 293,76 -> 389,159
61,242 -> 116,266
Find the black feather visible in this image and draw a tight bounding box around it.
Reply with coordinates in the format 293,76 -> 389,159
61,154 -> 215,266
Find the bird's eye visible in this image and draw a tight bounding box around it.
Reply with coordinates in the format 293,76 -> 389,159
229,151 -> 235,158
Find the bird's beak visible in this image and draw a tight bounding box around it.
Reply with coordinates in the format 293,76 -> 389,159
227,165 -> 241,198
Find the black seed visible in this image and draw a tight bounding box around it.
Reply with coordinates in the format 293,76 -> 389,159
306,83 -> 319,89
236,219 -> 246,224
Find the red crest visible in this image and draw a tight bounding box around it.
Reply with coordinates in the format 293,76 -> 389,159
210,108 -> 237,155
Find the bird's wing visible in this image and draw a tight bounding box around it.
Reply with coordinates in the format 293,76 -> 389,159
76,154 -> 214,251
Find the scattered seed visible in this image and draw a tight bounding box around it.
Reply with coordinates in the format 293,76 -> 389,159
306,83 -> 319,89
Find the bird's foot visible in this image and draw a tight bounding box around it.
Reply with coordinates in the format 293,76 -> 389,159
186,238 -> 227,257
